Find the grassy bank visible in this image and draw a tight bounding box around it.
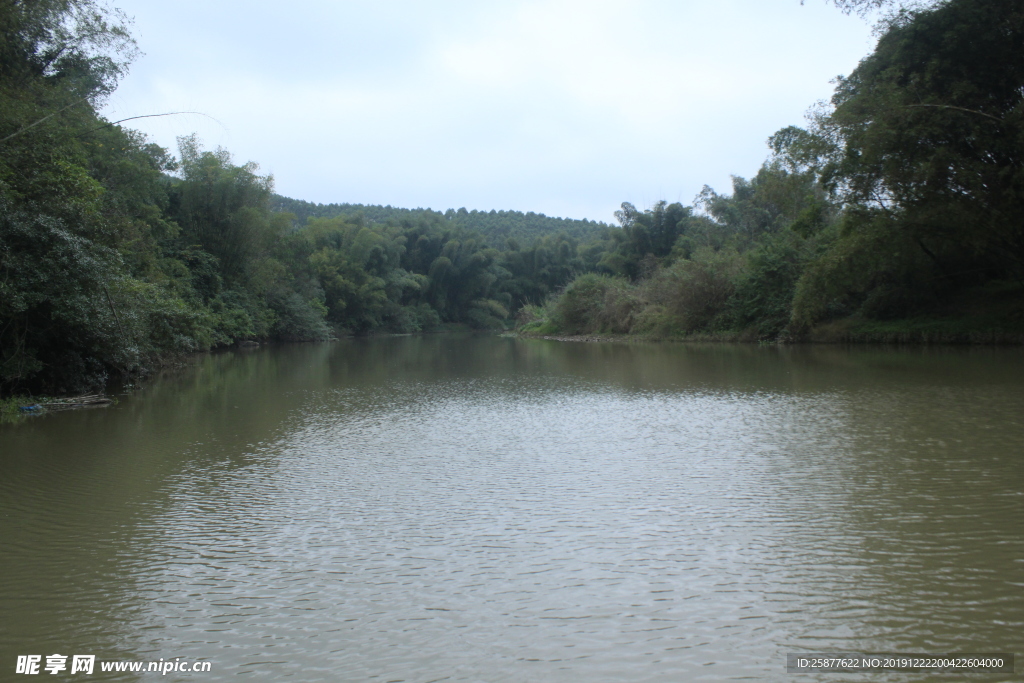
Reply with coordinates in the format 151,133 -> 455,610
807,318 -> 1024,345
804,281 -> 1024,344
517,279 -> 1024,345
518,324 -> 1024,345
1,396 -> 40,424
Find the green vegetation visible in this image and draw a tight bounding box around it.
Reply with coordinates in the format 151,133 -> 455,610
0,0 -> 594,396
271,197 -> 608,245
2,0 -> 1021,397
0,396 -> 27,423
523,0 -> 1024,344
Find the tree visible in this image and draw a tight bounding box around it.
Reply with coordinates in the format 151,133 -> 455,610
804,0 -> 943,18
0,0 -> 152,393
825,0 -> 1024,274
168,135 -> 280,285
783,0 -> 1024,326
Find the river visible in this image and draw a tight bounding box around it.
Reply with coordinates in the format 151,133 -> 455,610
1,335 -> 1022,681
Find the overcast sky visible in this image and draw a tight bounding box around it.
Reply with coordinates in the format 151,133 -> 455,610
100,0 -> 875,223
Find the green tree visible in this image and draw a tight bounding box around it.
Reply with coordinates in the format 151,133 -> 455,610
784,0 -> 1024,326
169,135 -> 279,284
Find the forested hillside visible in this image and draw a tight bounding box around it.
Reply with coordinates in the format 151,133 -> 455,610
271,196 -> 608,245
2,0 -> 1021,398
0,2 -> 587,395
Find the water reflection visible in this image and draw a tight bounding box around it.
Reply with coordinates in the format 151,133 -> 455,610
1,336 -> 1022,681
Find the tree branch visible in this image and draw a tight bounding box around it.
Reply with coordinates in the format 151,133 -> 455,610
902,103 -> 1004,123
79,111 -> 216,136
0,98 -> 90,144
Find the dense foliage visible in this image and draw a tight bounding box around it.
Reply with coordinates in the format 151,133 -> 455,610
271,196 -> 608,244
3,0 -> 1021,396
525,0 -> 1024,342
0,0 -> 596,395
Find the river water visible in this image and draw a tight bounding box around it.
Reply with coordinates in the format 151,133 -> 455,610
1,335 -> 1022,681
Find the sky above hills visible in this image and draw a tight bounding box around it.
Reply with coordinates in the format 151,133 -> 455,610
101,0 -> 875,223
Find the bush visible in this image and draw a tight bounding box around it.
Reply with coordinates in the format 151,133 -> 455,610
466,299 -> 509,330
790,213 -> 940,329
268,289 -> 332,341
549,274 -> 616,334
728,231 -> 810,338
645,247 -> 743,332
0,199 -> 137,392
412,303 -> 442,331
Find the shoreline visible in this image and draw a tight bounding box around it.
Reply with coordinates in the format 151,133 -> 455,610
516,326 -> 1024,346
6,325 -> 1023,420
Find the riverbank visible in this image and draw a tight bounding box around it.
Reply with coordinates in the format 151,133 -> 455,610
518,312 -> 1024,345
517,275 -> 1024,345
1,395 -> 115,423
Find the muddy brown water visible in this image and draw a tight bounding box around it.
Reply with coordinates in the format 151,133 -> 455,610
2,336 -> 1022,681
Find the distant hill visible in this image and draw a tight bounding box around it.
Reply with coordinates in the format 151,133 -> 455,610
271,195 -> 611,245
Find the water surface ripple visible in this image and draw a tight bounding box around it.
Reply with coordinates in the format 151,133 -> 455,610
2,337 -> 1022,681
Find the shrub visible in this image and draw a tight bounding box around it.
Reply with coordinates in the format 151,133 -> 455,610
728,231 -> 810,338
466,299 -> 509,330
645,247 -> 743,332
790,213 -> 939,329
268,289 -> 332,340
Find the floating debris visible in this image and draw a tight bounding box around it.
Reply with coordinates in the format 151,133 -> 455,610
35,395 -> 114,411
